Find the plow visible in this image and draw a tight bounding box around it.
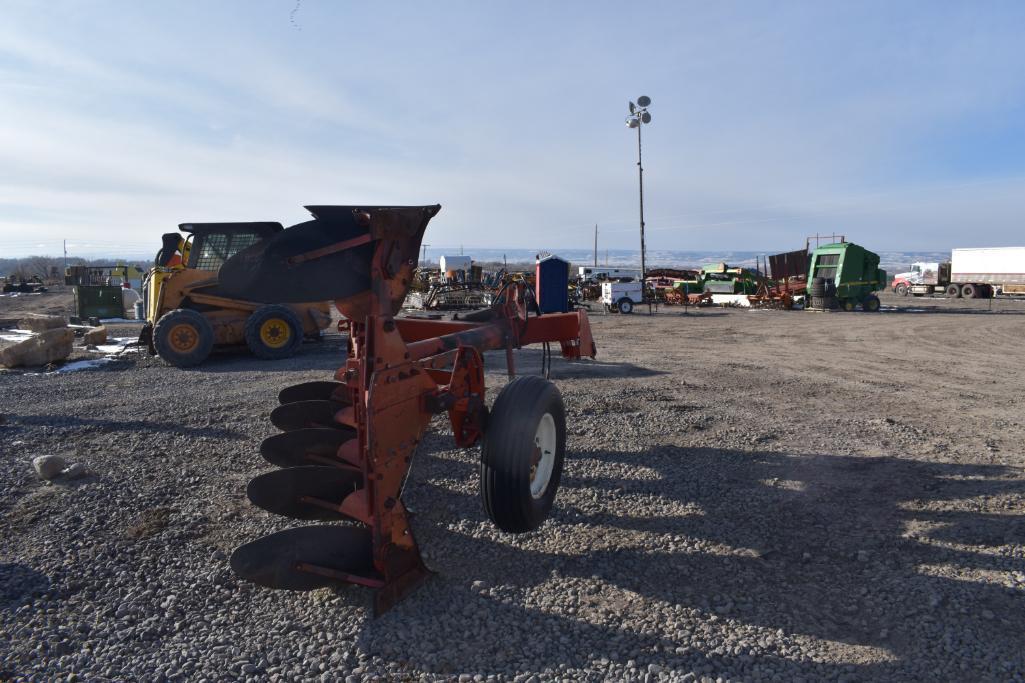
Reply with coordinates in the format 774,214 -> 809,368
218,205 -> 597,614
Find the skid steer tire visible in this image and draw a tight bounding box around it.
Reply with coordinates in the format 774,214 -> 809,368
153,309 -> 214,367
245,305 -> 304,360
481,376 -> 566,534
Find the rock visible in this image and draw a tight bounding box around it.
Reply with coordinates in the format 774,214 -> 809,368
63,463 -> 88,479
981,609 -> 994,620
857,550 -> 870,562
1,327 -> 75,368
33,455 -> 67,480
17,314 -> 66,332
83,326 -> 108,346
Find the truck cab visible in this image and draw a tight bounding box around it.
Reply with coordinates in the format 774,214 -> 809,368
891,261 -> 950,296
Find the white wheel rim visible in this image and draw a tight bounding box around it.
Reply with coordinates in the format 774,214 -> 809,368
530,413 -> 557,499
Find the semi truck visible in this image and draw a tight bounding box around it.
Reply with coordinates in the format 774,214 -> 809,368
891,247 -> 1025,298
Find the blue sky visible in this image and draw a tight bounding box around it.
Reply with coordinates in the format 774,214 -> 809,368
2,1 -> 1025,258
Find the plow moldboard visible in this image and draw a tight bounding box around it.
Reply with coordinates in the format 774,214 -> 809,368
230,525 -> 374,591
246,466 -> 363,520
278,381 -> 349,405
260,428 -> 356,468
270,400 -> 348,431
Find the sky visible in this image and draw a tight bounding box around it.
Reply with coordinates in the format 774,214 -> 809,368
2,1 -> 1025,259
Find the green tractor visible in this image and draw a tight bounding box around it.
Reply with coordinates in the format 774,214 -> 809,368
700,262 -> 759,294
806,242 -> 887,312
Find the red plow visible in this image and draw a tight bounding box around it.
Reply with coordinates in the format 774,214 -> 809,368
219,205 -> 596,613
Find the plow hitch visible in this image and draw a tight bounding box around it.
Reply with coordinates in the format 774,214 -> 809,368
223,205 -> 596,614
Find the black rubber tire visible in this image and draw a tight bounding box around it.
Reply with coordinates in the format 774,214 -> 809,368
895,283 -> 909,296
809,277 -> 826,297
961,283 -> 977,299
245,305 -> 304,360
153,308 -> 214,367
946,284 -> 962,298
617,298 -> 634,314
481,376 -> 566,533
863,295 -> 881,312
841,299 -> 856,312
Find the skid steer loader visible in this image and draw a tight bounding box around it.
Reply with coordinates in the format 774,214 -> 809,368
139,222 -> 331,367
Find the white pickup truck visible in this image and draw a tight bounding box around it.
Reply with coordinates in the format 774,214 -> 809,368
601,281 -> 643,314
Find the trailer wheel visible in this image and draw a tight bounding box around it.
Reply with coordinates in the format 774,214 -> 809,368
245,305 -> 304,360
946,284 -> 962,298
481,376 -> 566,533
863,295 -> 880,312
153,308 -> 214,367
961,283 -> 978,299
894,283 -> 909,296
617,298 -> 634,314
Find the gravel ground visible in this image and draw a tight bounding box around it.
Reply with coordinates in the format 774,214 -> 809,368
1,291 -> 1023,682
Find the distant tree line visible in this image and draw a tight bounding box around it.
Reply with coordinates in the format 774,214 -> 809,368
0,256 -> 148,282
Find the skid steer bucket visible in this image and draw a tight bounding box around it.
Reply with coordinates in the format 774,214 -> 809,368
224,204 -> 597,614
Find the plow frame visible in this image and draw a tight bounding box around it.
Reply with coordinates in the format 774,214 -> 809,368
232,206 -> 596,614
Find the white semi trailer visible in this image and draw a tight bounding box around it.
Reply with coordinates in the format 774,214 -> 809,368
891,247 -> 1025,298
949,247 -> 1025,297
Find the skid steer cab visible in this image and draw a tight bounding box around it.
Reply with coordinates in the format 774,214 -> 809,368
139,222 -> 332,367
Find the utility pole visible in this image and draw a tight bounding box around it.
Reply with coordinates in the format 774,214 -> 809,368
63,239 -> 68,273
593,224 -> 598,267
420,243 -> 430,268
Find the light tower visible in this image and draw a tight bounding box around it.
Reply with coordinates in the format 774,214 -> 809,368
625,96 -> 652,280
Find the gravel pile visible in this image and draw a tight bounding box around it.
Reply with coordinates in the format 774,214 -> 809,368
1,296 -> 1023,682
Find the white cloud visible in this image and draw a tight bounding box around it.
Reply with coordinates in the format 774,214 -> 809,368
2,2 -> 1025,257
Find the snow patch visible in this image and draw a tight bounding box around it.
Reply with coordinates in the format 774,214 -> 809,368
28,357 -> 116,375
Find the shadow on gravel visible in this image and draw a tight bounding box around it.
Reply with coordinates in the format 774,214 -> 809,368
381,446 -> 1024,680
0,563 -> 50,610
12,414 -> 245,438
485,347 -> 666,380
882,305 -> 1025,315
171,338 -> 349,374
554,448 -> 1025,678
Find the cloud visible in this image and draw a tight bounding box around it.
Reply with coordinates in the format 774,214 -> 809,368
2,2 -> 1025,258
